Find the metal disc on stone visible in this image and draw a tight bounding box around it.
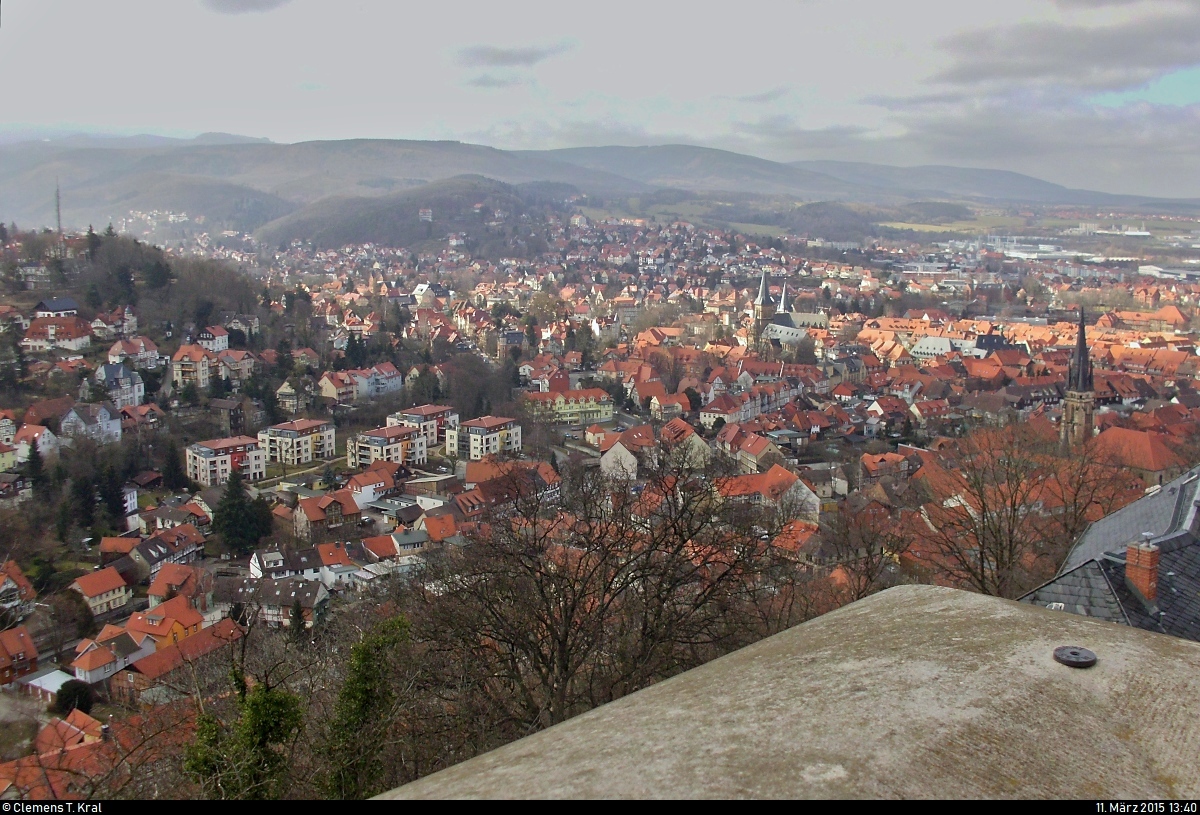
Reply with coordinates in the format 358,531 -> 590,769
1053,645 -> 1097,668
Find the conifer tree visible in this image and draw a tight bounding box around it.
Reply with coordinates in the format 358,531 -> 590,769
163,442 -> 188,490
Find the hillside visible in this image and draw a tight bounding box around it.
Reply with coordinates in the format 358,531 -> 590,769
255,175 -> 533,250
523,145 -> 871,200
0,139 -> 645,231
4,136 -> 1199,233
789,160 -> 1200,208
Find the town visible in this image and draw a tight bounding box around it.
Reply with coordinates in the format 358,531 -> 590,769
1,198 -> 1199,798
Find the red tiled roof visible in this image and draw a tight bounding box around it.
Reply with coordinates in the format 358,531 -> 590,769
71,567 -> 126,598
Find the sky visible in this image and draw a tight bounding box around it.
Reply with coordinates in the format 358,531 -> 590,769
2,0 -> 1200,197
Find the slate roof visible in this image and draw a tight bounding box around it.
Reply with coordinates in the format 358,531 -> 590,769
1022,464 -> 1200,642
1063,466 -> 1200,571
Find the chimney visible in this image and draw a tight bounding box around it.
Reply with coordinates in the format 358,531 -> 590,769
100,723 -> 111,742
1126,541 -> 1160,602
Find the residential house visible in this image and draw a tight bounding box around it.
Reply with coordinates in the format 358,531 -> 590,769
197,326 -> 229,353
215,576 -> 329,629
123,596 -> 204,650
70,567 -> 132,616
90,306 -> 137,340
294,490 -> 361,543
171,345 -> 216,392
715,465 -> 820,522
147,562 -> 212,611
216,349 -> 256,385
59,403 -> 122,446
87,363 -> 144,409
0,561 -> 36,621
0,626 -> 37,685
318,371 -> 358,403
70,628 -> 155,686
22,316 -> 92,352
275,379 -> 308,414
129,525 -> 204,583
107,337 -> 161,368
111,618 -> 241,707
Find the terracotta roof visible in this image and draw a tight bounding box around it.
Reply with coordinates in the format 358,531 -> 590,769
129,619 -> 242,681
72,567 -> 126,598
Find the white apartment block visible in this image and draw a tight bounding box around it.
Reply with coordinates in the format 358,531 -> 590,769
347,425 -> 428,468
258,419 -> 336,467
186,435 -> 266,486
387,404 -> 460,447
446,416 -> 522,461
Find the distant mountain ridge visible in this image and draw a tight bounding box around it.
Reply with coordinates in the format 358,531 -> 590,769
1,136 -> 1196,232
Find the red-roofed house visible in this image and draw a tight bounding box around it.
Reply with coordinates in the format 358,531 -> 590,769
715,465 -> 819,521
70,567 -> 131,616
294,490 -> 361,542
0,626 -> 37,685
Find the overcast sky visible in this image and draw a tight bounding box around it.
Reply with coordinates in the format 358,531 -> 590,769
3,0 -> 1200,197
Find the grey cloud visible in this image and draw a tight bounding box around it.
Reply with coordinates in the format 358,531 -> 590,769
466,75 -> 524,89
729,116 -> 870,151
733,87 -> 790,104
457,42 -> 574,68
202,0 -> 294,13
937,6 -> 1200,91
877,99 -> 1200,197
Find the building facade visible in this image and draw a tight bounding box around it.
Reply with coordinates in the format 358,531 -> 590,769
258,419 -> 336,467
447,416 -> 522,460
185,436 -> 266,486
521,389 -> 614,425
347,425 -> 428,468
387,404 -> 460,447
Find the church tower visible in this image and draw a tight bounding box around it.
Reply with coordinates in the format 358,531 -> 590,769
753,269 -> 776,348
1061,307 -> 1095,447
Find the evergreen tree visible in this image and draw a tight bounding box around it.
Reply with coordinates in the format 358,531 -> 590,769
288,598 -> 307,643
185,682 -> 304,800
98,466 -> 124,526
319,617 -> 409,799
71,474 -> 95,531
163,442 -> 188,490
86,225 -> 101,260
214,470 -> 252,553
26,443 -> 45,496
146,259 -> 171,290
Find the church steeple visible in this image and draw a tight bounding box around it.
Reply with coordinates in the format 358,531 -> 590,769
752,269 -> 776,351
1062,306 -> 1095,447
777,281 -> 789,314
753,269 -> 773,308
1069,306 -> 1093,392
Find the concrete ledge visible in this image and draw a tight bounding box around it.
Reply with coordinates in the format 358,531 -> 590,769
381,585 -> 1200,799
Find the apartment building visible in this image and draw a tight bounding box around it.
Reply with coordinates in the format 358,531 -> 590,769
346,425 -> 428,468
258,419 -> 336,467
172,344 -> 216,391
387,404 -> 460,447
447,416 -> 522,461
185,435 -> 266,486
521,389 -> 614,425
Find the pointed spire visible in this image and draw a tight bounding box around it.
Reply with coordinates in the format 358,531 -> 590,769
777,281 -> 789,313
1071,306 -> 1093,391
754,269 -> 773,307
